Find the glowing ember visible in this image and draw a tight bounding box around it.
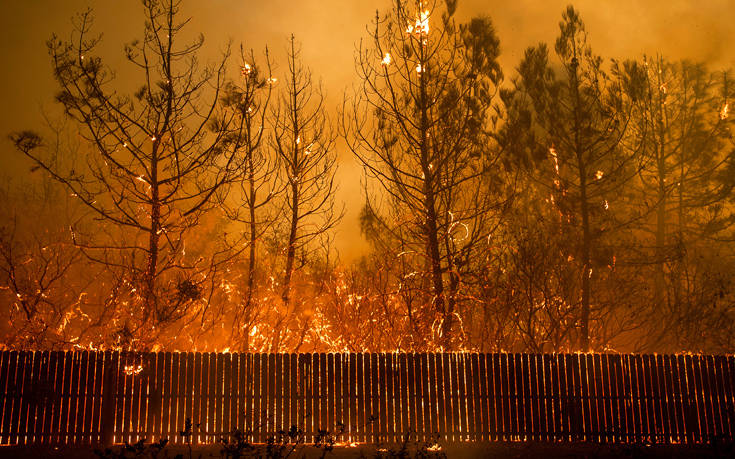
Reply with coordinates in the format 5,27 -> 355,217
335,442 -> 359,447
721,102 -> 729,120
381,52 -> 392,66
416,64 -> 424,73
426,443 -> 442,451
595,170 -> 604,180
123,364 -> 143,375
241,63 -> 252,76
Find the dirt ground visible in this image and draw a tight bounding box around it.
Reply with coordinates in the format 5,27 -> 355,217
0,441 -> 733,459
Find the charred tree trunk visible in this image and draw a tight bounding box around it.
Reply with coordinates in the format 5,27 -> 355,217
571,56 -> 592,351
282,180 -> 299,306
246,158 -> 257,312
281,41 -> 301,308
418,53 -> 449,347
654,131 -> 667,313
146,172 -> 161,321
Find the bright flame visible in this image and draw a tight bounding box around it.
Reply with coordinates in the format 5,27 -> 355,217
549,146 -> 559,173
381,52 -> 392,66
416,64 -> 424,74
595,170 -> 604,180
407,10 -> 430,35
721,102 -> 729,120
334,442 -> 359,448
241,63 -> 252,76
267,77 -> 278,85
123,364 -> 143,376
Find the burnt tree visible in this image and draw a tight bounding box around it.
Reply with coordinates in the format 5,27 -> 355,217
272,36 -> 340,321
12,0 -> 238,346
344,0 -> 507,349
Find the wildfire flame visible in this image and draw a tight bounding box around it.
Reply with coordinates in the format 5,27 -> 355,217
241,63 -> 252,76
721,102 -> 729,120
406,9 -> 430,35
334,442 -> 359,447
123,364 -> 143,376
549,146 -> 559,174
381,52 -> 392,66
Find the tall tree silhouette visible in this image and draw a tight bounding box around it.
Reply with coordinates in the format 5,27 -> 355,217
344,0 -> 507,349
273,36 -> 340,313
504,6 -> 642,350
218,46 -> 280,350
626,57 -> 735,349
12,0 -> 237,345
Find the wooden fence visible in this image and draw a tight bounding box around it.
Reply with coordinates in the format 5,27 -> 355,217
0,351 -> 733,446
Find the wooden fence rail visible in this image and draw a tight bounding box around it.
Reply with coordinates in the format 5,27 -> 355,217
0,351 -> 733,446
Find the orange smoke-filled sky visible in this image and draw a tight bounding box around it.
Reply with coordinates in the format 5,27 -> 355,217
1,0 -> 733,260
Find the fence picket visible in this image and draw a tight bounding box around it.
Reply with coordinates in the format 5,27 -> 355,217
714,356 -> 731,439
322,353 -> 330,437
17,351 -> 33,445
348,353 -> 357,443
380,352 -> 390,443
328,353 -> 336,436
704,356 -> 721,440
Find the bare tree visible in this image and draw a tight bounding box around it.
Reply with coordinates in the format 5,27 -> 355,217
0,208 -> 86,349
12,0 -> 238,346
343,0 -> 506,349
273,35 -> 340,312
218,46 -> 280,350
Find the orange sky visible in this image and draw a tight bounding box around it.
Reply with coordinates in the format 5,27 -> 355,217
1,0 -> 734,260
